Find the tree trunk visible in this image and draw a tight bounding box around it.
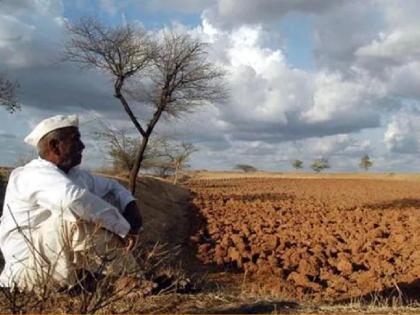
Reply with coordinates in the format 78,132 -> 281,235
126,87 -> 168,194
129,135 -> 150,194
128,102 -> 165,194
114,79 -> 146,137
173,162 -> 180,185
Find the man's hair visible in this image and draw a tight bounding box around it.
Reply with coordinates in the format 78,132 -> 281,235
37,127 -> 73,158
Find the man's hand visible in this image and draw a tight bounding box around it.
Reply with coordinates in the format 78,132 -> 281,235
122,201 -> 143,251
124,232 -> 140,251
123,201 -> 143,234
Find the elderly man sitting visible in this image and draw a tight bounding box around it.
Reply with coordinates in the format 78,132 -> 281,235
0,114 -> 142,291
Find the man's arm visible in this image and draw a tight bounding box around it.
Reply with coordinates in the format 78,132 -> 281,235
123,201 -> 143,234
87,173 -> 136,213
36,180 -> 131,238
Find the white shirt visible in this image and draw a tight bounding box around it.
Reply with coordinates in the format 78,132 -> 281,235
0,158 -> 135,286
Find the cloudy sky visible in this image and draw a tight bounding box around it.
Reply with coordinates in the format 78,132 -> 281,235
1,0 -> 420,172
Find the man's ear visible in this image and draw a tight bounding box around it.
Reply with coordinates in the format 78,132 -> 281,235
48,138 -> 60,155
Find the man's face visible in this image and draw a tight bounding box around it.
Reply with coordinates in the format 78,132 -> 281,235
58,127 -> 85,170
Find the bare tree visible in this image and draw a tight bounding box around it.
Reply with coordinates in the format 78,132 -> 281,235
64,17 -> 225,193
0,74 -> 19,113
161,141 -> 197,184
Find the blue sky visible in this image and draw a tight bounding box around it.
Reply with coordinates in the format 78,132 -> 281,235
2,0 -> 420,172
62,0 -> 204,29
280,13 -> 315,70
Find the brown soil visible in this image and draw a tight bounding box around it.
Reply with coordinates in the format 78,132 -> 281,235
187,177 -> 420,302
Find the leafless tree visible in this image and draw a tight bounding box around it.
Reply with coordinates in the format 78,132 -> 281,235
0,74 -> 19,113
161,141 -> 197,184
64,17 -> 226,193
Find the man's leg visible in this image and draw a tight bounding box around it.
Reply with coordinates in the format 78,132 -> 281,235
68,219 -> 139,276
17,213 -> 138,291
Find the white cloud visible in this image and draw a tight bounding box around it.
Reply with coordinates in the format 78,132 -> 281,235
387,61 -> 420,99
0,0 -> 65,68
192,19 -> 383,144
204,0 -> 343,28
301,72 -> 384,123
304,134 -> 370,158
356,28 -> 420,64
147,0 -> 214,13
384,107 -> 420,154
0,0 -> 63,16
312,1 -> 384,71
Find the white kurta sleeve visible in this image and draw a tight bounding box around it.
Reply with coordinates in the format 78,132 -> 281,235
35,180 -> 131,238
83,173 -> 136,213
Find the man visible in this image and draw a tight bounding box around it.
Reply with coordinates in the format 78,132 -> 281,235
0,114 -> 142,291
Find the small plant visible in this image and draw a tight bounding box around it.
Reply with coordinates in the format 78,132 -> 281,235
310,158 -> 330,173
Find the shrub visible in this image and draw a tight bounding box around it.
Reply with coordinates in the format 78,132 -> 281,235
310,158 -> 330,173
234,164 -> 257,173
291,159 -> 303,170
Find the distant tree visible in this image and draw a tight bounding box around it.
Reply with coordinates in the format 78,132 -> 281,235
161,141 -> 198,184
0,74 -> 19,113
310,158 -> 330,173
64,17 -> 226,194
359,154 -> 373,171
291,159 -> 303,170
234,164 -> 257,173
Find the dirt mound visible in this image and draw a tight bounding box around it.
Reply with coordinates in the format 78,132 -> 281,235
135,176 -> 191,248
188,178 -> 420,301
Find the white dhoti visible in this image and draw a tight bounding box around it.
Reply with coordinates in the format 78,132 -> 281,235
15,213 -> 137,291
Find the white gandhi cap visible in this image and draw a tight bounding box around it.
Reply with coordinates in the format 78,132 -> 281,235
24,114 -> 79,147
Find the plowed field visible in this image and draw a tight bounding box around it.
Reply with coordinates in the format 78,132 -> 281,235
188,177 -> 420,301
